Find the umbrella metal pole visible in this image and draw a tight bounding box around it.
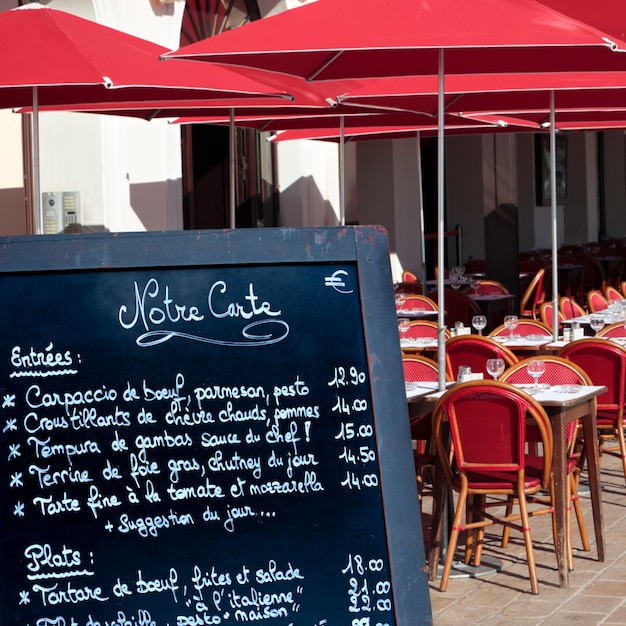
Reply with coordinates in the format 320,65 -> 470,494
417,131 -> 427,283
229,108 -> 236,229
339,115 -> 345,225
550,92 -> 559,340
32,86 -> 42,234
437,50 -> 446,391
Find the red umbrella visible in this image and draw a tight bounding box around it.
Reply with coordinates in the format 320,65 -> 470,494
0,4 -> 295,106
263,123 -> 538,143
163,0 -> 626,393
162,0 -> 624,78
337,73 -> 626,116
0,3 -> 297,231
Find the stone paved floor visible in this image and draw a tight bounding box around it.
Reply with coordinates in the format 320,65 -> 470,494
423,445 -> 626,625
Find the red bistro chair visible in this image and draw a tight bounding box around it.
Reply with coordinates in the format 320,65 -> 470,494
559,296 -> 587,320
489,318 -> 552,338
500,356 -> 592,568
520,267 -> 546,320
445,334 -> 518,381
394,281 -> 423,295
396,294 -> 438,313
403,355 -> 451,502
431,380 -> 554,594
597,322 -> 626,339
425,287 -> 483,329
399,319 -> 447,341
472,279 -> 510,295
539,301 -> 565,331
558,338 -> 626,484
604,285 -> 623,303
587,290 -> 609,313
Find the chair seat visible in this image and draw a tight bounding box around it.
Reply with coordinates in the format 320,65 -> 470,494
454,471 -> 542,491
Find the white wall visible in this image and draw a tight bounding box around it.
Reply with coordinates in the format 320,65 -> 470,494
275,138 -> 341,226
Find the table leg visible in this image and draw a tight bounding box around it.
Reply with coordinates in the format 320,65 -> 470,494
581,403 -> 605,562
428,459 -> 446,580
551,413 -> 569,588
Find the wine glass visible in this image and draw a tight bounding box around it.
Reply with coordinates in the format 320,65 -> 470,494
503,314 -> 519,339
589,314 -> 605,336
472,315 -> 487,335
395,292 -> 406,312
486,358 -> 505,380
398,318 -> 411,341
470,277 -> 481,296
526,359 -> 546,392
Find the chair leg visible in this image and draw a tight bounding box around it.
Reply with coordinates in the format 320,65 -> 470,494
566,487 -> 574,572
618,424 -> 626,486
472,494 -> 487,566
570,471 -> 590,552
517,486 -> 539,595
501,497 -> 514,548
464,495 -> 476,565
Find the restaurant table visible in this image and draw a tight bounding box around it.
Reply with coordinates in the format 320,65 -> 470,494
396,308 -> 438,320
410,383 -> 606,589
562,311 -> 625,328
400,337 -> 439,354
491,333 -> 555,354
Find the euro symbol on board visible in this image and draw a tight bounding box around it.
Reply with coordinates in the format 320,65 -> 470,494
324,269 -> 353,294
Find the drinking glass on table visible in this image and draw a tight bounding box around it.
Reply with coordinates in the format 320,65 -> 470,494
526,359 -> 546,392
398,318 -> 411,340
470,277 -> 481,296
395,292 -> 406,311
503,314 -> 519,339
486,358 -> 505,380
589,314 -> 605,336
471,315 -> 487,335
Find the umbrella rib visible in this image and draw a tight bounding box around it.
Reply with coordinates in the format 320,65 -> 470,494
204,0 -> 217,39
219,0 -> 237,36
181,1 -> 204,45
307,51 -> 343,82
211,0 -> 220,38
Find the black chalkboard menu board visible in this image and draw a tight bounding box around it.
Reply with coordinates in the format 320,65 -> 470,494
0,226 -> 431,626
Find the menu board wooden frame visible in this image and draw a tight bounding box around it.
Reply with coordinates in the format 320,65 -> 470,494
0,226 -> 431,625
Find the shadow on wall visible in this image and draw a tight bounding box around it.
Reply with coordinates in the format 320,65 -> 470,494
130,179 -> 182,231
279,175 -> 340,227
0,187 -> 28,236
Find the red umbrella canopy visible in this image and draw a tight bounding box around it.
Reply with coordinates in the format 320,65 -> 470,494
165,110 -> 503,132
163,0 -> 625,79
0,3 -> 296,108
14,73 -> 372,120
264,123 -> 539,144
34,71 -> 626,124
468,110 -> 626,131
538,0 -> 626,43
337,73 -> 626,117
